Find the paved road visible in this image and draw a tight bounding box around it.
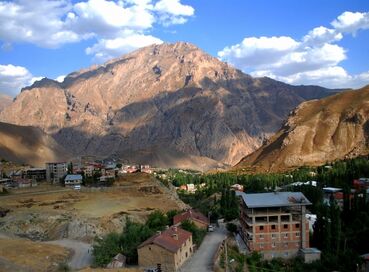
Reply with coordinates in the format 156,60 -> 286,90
45,239 -> 93,270
180,224 -> 227,272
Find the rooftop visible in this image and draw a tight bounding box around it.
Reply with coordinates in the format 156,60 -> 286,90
138,226 -> 191,253
65,174 -> 83,181
236,191 -> 311,208
173,209 -> 209,225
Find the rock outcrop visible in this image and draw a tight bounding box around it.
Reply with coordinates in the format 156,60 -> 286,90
234,86 -> 369,172
0,42 -> 337,170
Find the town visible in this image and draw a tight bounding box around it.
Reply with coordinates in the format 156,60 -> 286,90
1,156 -> 369,272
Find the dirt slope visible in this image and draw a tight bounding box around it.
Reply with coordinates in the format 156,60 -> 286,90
234,86 -> 369,172
0,122 -> 70,166
0,94 -> 12,112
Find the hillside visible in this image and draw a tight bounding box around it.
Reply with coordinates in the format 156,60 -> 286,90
0,42 -> 337,170
234,86 -> 369,172
0,122 -> 70,167
0,94 -> 12,112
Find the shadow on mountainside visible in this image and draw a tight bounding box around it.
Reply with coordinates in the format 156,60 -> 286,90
51,76 -> 339,169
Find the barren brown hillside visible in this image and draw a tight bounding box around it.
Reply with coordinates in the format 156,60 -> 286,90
0,94 -> 12,112
234,86 -> 369,173
0,42 -> 337,170
0,122 -> 70,167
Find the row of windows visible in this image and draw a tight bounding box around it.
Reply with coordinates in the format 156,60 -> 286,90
259,232 -> 300,239
259,223 -> 300,231
259,242 -> 300,249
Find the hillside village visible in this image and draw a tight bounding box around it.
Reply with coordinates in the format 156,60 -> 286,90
1,156 -> 369,271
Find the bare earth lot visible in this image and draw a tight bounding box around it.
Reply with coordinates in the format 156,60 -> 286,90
0,173 -> 187,271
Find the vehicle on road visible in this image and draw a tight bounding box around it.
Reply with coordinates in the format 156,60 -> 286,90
208,225 -> 214,232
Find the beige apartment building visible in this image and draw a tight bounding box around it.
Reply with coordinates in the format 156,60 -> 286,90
138,226 -> 193,271
238,191 -> 311,259
46,162 -> 67,184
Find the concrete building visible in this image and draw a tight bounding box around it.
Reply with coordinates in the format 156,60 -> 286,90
25,168 -> 46,181
238,191 -> 311,260
46,162 -> 67,184
64,174 -> 83,187
173,209 -> 209,230
138,226 -> 193,271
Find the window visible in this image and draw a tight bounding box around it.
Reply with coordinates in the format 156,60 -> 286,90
271,225 -> 276,230
296,232 -> 300,237
260,244 -> 264,249
284,233 -> 288,238
295,223 -> 300,228
260,226 -> 264,231
272,234 -> 277,239
149,246 -> 151,250
272,242 -> 276,248
186,252 -> 188,257
259,234 -> 264,240
283,224 -> 288,229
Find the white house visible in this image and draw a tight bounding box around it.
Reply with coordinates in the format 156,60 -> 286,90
64,174 -> 83,187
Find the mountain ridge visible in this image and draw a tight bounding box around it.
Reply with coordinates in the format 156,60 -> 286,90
0,42 -> 341,170
234,85 -> 369,173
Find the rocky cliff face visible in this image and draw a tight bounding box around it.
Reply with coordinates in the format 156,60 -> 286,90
0,122 -> 70,167
0,94 -> 12,112
235,86 -> 369,172
0,42 -> 336,170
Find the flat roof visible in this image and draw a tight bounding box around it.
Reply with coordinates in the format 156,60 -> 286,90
65,174 -> 83,181
236,191 -> 311,208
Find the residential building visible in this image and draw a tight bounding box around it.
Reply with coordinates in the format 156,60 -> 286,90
64,174 -> 83,187
46,162 -> 67,184
173,209 -> 209,229
238,191 -> 311,259
138,226 -> 193,271
24,168 -> 46,181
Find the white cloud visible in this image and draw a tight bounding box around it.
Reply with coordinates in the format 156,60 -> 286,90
0,0 -> 80,48
218,11 -> 369,89
86,34 -> 163,61
331,11 -> 369,34
0,0 -> 195,58
154,0 -> 195,26
55,75 -> 66,83
0,64 -> 36,96
302,26 -> 342,46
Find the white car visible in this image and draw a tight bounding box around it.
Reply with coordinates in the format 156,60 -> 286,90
208,225 -> 214,232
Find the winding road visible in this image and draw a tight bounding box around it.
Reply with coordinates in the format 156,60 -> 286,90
180,224 -> 227,272
45,239 -> 93,270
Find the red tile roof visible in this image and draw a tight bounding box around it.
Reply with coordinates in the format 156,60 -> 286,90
173,209 -> 209,226
138,226 -> 192,253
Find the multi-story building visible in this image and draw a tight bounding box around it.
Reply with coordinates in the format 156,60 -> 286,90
138,226 -> 193,271
238,191 -> 311,259
24,168 -> 46,181
46,162 -> 67,184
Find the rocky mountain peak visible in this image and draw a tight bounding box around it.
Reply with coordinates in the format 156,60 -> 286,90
0,42 -> 338,170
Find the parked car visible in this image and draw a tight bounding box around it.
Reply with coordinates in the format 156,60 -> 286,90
208,225 -> 214,232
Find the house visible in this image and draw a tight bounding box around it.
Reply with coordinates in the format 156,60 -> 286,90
14,178 -> 34,188
107,253 -> 126,268
64,174 -> 83,187
24,168 -> 46,181
237,191 -> 312,260
46,162 -> 67,184
173,209 -> 209,229
138,226 -> 193,271
140,165 -> 152,174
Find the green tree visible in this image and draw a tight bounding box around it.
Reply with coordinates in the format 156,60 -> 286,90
92,232 -> 121,267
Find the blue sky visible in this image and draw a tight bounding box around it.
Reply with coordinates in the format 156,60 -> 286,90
0,0 -> 369,96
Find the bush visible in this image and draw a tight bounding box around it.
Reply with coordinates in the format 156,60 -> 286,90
226,223 -> 237,233
92,232 -> 121,267
180,219 -> 207,246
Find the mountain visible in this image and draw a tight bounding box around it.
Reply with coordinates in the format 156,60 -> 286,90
0,94 -> 12,112
0,42 -> 338,170
0,122 -> 70,167
234,86 -> 369,173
